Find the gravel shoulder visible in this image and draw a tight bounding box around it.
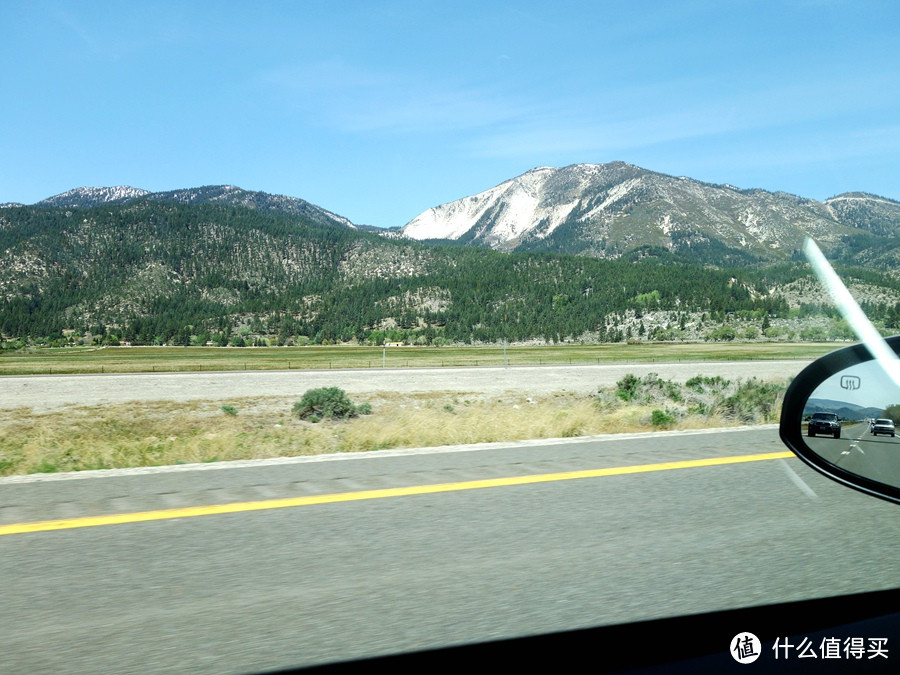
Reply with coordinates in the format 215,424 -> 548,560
1,360 -> 810,413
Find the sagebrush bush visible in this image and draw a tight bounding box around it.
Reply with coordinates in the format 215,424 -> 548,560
717,378 -> 784,423
615,372 -> 683,404
293,387 -> 370,422
651,409 -> 676,428
616,374 -> 642,401
601,373 -> 786,425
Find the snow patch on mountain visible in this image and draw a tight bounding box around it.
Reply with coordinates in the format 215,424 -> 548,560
27,184 -> 356,231
490,190 -> 540,241
405,191 -> 502,240
38,186 -> 151,207
397,161 -> 900,260
404,165 -> 598,243
579,177 -> 642,222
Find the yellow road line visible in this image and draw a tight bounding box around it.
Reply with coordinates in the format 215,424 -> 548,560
0,451 -> 794,537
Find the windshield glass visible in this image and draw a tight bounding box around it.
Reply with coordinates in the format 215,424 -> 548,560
2,2 -> 899,672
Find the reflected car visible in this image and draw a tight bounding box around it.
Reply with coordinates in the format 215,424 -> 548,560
807,412 -> 842,438
872,418 -> 896,437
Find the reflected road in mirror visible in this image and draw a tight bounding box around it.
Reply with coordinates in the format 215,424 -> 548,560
801,359 -> 900,489
805,421 -> 900,488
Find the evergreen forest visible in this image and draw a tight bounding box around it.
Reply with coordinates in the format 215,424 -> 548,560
2,201 -> 899,348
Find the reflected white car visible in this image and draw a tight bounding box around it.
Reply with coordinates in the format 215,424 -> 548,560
871,418 -> 896,437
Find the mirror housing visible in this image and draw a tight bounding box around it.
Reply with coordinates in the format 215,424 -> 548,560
780,336 -> 900,505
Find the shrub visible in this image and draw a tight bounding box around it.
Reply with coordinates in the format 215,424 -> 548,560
717,379 -> 783,423
705,326 -> 737,342
685,375 -> 730,393
221,405 -> 238,416
615,373 -> 681,404
799,326 -> 829,341
293,387 -> 370,422
883,404 -> 900,425
651,409 -> 676,428
616,374 -> 641,401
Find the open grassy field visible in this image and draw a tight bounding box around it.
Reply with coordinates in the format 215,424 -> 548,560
0,342 -> 840,376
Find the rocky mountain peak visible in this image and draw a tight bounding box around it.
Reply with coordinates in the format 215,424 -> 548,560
26,184 -> 355,231
37,186 -> 151,207
400,162 -> 900,262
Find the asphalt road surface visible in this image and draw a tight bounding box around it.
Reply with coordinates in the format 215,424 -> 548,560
806,420 -> 900,487
0,360 -> 810,412
4,425 -> 900,673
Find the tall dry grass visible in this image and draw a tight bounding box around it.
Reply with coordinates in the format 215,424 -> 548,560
0,376 -> 788,477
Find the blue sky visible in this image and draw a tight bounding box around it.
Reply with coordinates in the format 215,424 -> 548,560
3,0 -> 898,227
807,359 -> 898,410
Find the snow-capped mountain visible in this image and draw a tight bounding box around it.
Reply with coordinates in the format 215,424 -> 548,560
30,185 -> 355,230
401,162 -> 900,261
146,185 -> 355,228
37,186 -> 151,207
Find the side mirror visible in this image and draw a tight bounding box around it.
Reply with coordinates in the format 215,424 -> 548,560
780,336 -> 900,504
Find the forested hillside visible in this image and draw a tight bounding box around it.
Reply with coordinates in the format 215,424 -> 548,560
2,200 -> 899,348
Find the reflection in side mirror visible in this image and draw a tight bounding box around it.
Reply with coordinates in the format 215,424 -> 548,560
780,336 -> 900,505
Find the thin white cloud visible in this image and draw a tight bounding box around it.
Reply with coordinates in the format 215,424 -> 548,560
44,4 -> 188,62
465,102 -> 751,159
259,60 -> 525,134
47,5 -> 105,55
466,71 -> 900,161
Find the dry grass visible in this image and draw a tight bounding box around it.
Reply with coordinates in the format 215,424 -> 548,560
0,399 -> 323,475
0,375 -> 787,477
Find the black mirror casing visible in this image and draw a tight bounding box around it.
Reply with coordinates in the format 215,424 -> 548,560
780,336 -> 900,505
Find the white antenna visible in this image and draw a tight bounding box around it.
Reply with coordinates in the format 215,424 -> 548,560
803,237 -> 900,386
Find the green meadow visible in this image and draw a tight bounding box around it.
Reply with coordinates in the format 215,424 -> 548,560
0,342 -> 839,376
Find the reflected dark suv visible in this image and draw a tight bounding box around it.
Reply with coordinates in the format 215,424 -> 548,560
808,412 -> 842,438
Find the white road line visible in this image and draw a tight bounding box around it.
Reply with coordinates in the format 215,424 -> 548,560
779,459 -> 819,500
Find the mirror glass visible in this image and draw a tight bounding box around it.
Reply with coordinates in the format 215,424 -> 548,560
801,360 -> 900,488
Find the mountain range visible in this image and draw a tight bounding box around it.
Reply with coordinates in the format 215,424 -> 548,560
401,162 -> 900,264
5,184 -> 354,230
3,162 -> 900,347
9,161 -> 898,266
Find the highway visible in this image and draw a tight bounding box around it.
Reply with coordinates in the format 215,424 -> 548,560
4,425 -> 900,673
806,420 -> 900,487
